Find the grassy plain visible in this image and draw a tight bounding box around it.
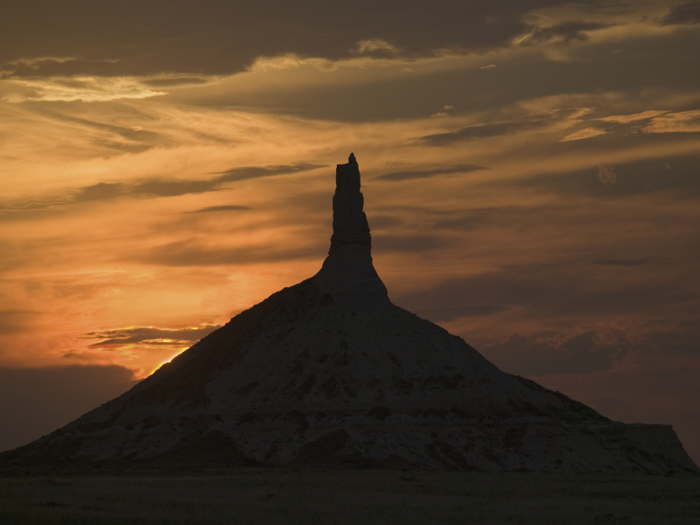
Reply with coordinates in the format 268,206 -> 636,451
0,469 -> 699,524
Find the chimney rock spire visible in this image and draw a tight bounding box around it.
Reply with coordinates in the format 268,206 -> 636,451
314,153 -> 389,304
331,152 -> 371,250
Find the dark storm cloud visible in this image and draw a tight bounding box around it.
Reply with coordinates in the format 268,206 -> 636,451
658,2 -> 700,26
183,205 -> 252,214
418,109 -> 584,146
375,164 -> 488,181
520,21 -> 615,47
0,1 -> 604,78
0,365 -> 138,452
87,326 -> 220,347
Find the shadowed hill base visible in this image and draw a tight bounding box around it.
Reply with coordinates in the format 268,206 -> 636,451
2,154 -> 697,475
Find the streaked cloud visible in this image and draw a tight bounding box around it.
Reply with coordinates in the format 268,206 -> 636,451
418,108 -> 590,146
598,110 -> 669,123
375,164 -> 488,181
2,76 -> 167,103
13,163 -> 325,208
183,205 -> 252,214
643,109 -> 700,133
86,325 -> 220,349
85,163 -> 323,199
140,75 -> 215,88
560,127 -> 607,142
2,56 -> 79,72
519,21 -> 616,47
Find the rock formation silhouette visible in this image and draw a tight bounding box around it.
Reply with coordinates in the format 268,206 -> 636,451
3,154 -> 698,474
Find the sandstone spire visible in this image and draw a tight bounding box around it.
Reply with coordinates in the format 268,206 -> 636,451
330,153 -> 371,250
314,153 -> 389,305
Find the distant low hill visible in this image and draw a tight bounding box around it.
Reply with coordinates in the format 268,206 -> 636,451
3,154 -> 697,475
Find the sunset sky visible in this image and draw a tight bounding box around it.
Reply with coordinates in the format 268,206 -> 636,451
1,1 -> 699,463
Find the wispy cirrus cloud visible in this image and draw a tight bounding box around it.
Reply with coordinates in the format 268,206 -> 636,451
560,127 -> 607,142
519,21 -> 616,47
418,108 -> 590,146
2,76 -> 167,103
591,109 -> 700,134
597,110 -> 669,124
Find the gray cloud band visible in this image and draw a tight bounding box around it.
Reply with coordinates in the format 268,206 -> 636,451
1,1 -> 622,78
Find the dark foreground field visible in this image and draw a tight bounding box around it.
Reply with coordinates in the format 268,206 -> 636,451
1,469 -> 699,524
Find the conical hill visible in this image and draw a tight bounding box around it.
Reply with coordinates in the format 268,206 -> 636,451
4,154 -> 698,474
